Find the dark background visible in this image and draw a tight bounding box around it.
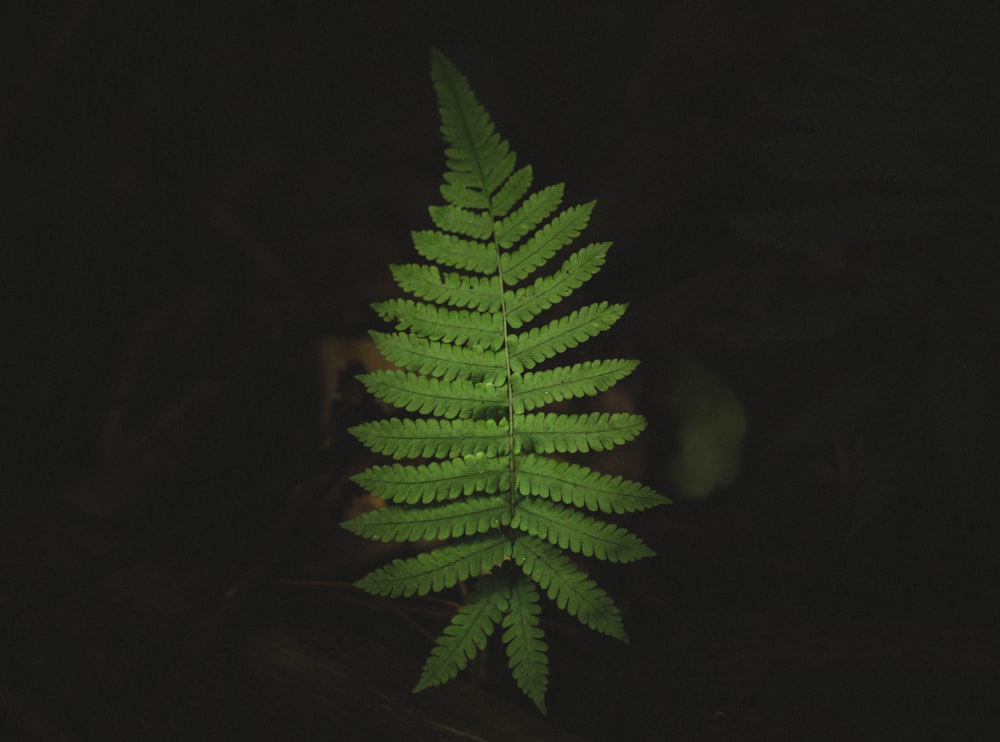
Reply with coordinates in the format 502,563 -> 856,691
4,1 -> 999,740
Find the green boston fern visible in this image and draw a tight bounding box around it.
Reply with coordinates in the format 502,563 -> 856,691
342,49 -> 668,714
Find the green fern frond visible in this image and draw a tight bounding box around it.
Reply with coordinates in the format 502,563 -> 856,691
487,164 -> 532,217
517,411 -> 646,454
512,498 -> 655,563
428,204 -> 494,240
342,48 -> 667,713
371,331 -> 506,384
495,183 -> 565,248
373,298 -> 505,349
353,456 -> 510,504
516,454 -> 668,514
390,264 -> 502,312
349,417 -> 509,459
509,301 -> 628,370
500,201 -> 596,283
505,241 -> 612,328
502,575 -> 549,714
343,495 -> 509,542
512,360 -> 638,413
414,573 -> 509,693
355,535 -> 510,598
411,230 -> 497,273
358,370 -> 506,419
513,535 -> 626,640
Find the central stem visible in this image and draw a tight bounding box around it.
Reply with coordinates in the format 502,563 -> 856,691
492,235 -> 519,532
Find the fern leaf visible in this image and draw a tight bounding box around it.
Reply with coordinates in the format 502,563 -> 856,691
371,332 -> 505,384
351,456 -> 510,504
495,184 -> 564,249
513,535 -> 626,641
517,411 -> 646,454
373,299 -> 504,349
359,370 -> 506,419
390,264 -> 501,313
428,204 -> 494,240
500,201 -> 596,284
342,496 -> 509,542
349,417 -> 509,459
509,302 -> 627,371
502,575 -> 549,714
414,573 -> 509,692
438,180 -> 489,211
511,359 -> 638,413
504,242 -> 612,328
443,135 -> 515,195
342,49 -> 667,712
516,454 -> 668,513
411,230 -> 497,274
512,498 -> 655,563
355,535 -> 510,598
488,164 -> 533,218
432,49 -> 512,200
